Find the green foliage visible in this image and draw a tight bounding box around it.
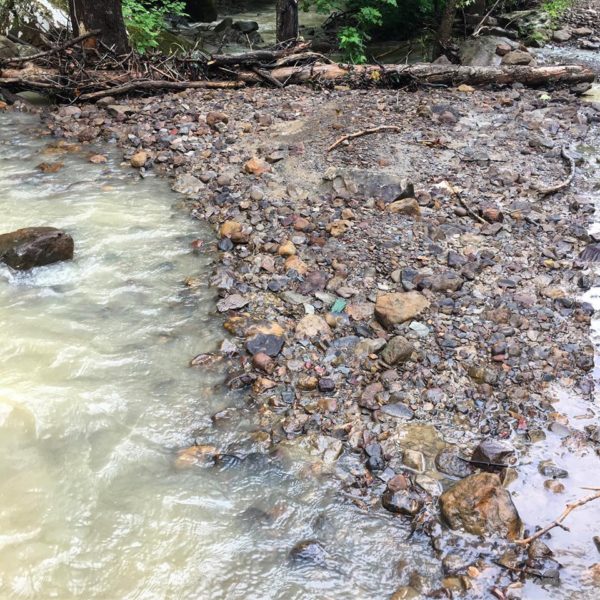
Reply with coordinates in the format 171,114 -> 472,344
542,0 -> 571,24
122,0 -> 187,53
302,0 -> 398,63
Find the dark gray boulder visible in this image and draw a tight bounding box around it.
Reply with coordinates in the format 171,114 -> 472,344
0,227 -> 74,270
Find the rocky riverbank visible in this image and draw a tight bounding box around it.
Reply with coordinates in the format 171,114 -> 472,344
3,51 -> 598,595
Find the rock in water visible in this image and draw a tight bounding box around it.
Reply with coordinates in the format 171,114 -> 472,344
439,473 -> 522,539
0,227 -> 74,270
289,540 -> 328,566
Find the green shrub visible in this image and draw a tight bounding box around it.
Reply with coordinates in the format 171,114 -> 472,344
542,0 -> 571,25
302,0 -> 399,63
123,0 -> 187,52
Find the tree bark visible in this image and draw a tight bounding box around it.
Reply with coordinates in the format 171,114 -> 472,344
434,0 -> 458,59
276,0 -> 299,43
236,63 -> 596,88
68,0 -> 129,54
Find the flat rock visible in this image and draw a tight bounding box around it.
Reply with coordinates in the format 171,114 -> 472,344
501,50 -> 533,65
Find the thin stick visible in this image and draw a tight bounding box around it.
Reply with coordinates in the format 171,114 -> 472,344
447,183 -> 488,225
515,490 -> 600,545
536,146 -> 576,196
328,125 -> 403,152
1,30 -> 102,65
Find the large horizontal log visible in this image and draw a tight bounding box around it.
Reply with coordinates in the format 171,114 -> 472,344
237,63 -> 596,87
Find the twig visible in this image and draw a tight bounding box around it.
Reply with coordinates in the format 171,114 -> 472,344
515,489 -> 600,545
535,146 -> 576,196
472,0 -> 502,37
447,183 -> 488,224
328,125 -> 403,152
1,30 -> 101,65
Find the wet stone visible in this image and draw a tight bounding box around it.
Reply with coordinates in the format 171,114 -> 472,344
471,439 -> 517,467
538,460 -> 569,479
435,448 -> 475,478
246,333 -> 284,357
289,540 -> 328,566
381,403 -> 414,420
382,490 -> 423,516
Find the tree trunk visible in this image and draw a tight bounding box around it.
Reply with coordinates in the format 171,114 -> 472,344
434,0 -> 457,59
236,63 -> 596,88
68,0 -> 129,54
276,0 -> 299,43
186,1 -> 218,23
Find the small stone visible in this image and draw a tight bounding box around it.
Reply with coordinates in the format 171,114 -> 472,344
572,27 -> 593,37
552,29 -> 571,42
501,50 -> 533,66
496,43 -> 512,56
216,294 -> 248,312
289,540 -> 327,566
295,315 -> 332,339
381,336 -> 414,365
318,378 -> 335,393
277,240 -> 296,257
244,157 -> 270,175
206,111 -> 229,127
387,198 -> 421,217
382,490 -> 423,516
538,460 -> 569,479
284,255 -> 308,274
544,479 -> 565,494
471,439 -> 516,467
402,449 -> 425,472
375,291 -> 430,329
252,352 -> 275,374
88,154 -> 107,164
435,447 -> 475,478
130,151 -> 148,168
37,162 -> 64,173
381,403 -> 414,419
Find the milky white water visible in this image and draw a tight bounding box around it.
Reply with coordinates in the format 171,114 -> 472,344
0,112 -> 443,599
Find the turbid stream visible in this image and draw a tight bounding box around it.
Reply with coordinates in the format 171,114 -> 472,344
0,112 -> 442,599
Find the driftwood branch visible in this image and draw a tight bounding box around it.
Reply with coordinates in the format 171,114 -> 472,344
535,146 -> 576,196
515,489 -> 600,546
328,125 -> 403,152
77,79 -> 244,101
1,30 -> 102,66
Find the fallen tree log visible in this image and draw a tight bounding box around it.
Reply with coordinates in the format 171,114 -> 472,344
237,63 -> 596,87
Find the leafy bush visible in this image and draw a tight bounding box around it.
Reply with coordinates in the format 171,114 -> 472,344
542,0 -> 571,24
302,0 -> 398,63
123,0 -> 187,52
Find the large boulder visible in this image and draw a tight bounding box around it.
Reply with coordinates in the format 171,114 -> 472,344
439,472 -> 522,540
0,227 -> 74,270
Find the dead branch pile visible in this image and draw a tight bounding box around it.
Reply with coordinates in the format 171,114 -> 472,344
0,31 -> 595,103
